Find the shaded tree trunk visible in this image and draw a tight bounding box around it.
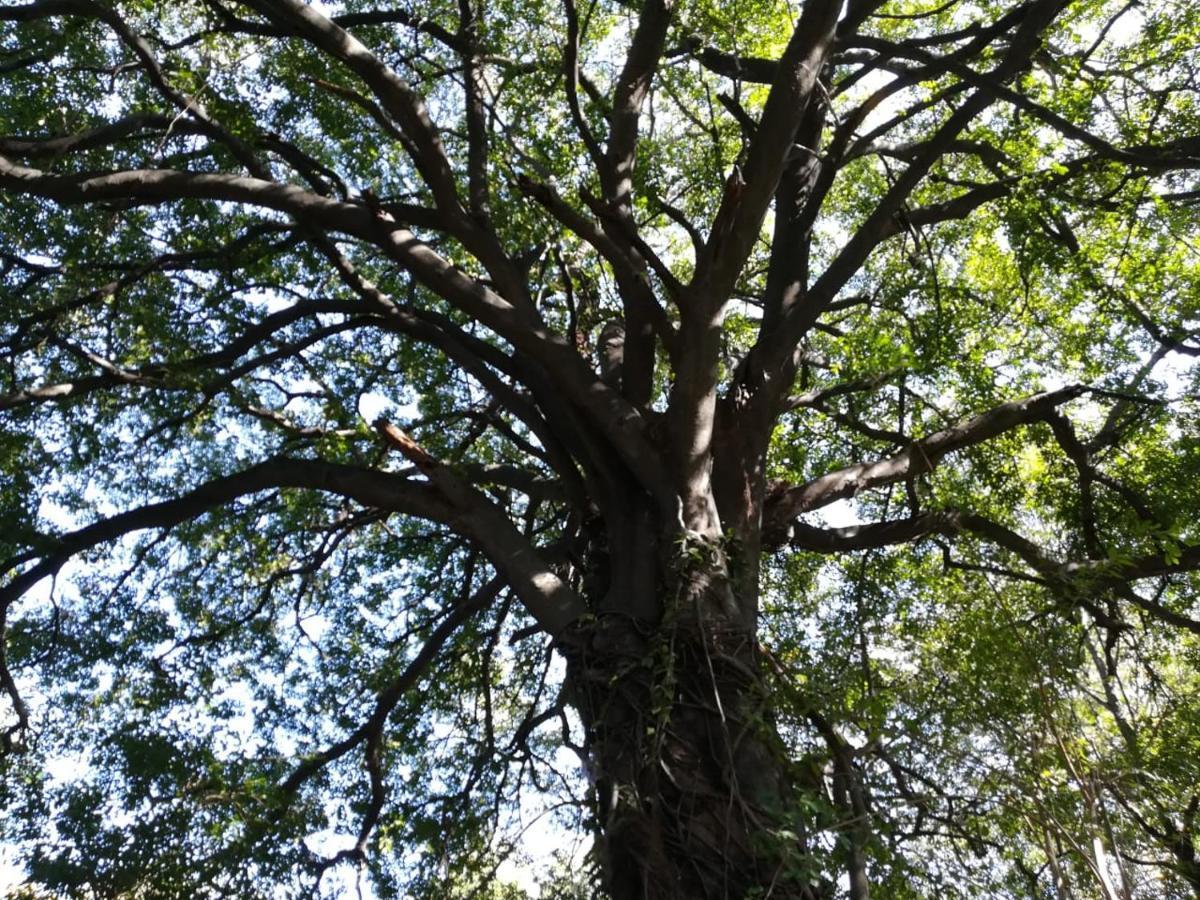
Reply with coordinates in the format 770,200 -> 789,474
564,556 -> 826,899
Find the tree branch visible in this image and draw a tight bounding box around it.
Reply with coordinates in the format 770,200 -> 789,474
778,510 -> 1200,633
276,573 -> 502,801
0,458 -> 452,613
764,385 -> 1084,530
691,0 -> 841,309
748,0 -> 1070,396
0,155 -> 674,509
376,422 -> 586,634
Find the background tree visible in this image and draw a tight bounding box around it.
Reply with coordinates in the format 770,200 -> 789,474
1,0 -> 1199,896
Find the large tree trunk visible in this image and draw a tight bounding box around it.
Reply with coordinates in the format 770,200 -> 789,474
564,568 -> 827,899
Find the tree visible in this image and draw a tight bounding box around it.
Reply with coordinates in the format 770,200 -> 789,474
1,0 -> 1199,895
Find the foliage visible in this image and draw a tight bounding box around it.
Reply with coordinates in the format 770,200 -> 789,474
1,0 -> 1199,897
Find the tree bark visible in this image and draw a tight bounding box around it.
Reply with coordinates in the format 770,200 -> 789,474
563,561 -> 827,899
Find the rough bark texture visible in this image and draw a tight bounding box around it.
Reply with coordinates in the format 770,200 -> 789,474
558,524 -> 826,899
567,608 -> 816,899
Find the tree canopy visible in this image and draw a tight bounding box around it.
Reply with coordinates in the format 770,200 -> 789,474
1,0 -> 1199,896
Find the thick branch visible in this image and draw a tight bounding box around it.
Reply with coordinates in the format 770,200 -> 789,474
0,459 -> 452,611
239,0 -> 460,213
377,422 -> 586,634
664,0 -> 841,533
764,385 -> 1084,530
603,0 -> 672,214
0,155 -> 673,509
562,0 -> 605,170
239,0 -> 531,306
749,0 -> 1070,394
779,510 -> 1200,633
784,511 -> 955,552
692,0 -> 841,309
